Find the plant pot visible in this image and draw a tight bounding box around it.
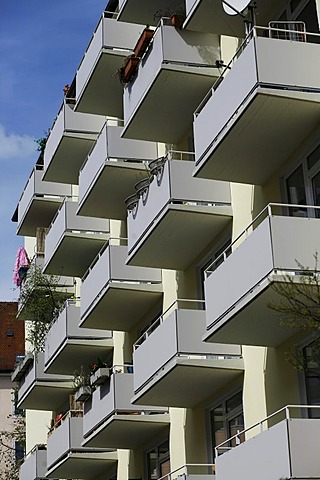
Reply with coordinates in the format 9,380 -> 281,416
90,367 -> 110,386
121,56 -> 140,84
74,385 -> 92,403
134,28 -> 154,57
171,14 -> 184,28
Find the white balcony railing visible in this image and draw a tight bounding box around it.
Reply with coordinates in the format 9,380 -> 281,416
204,203 -> 320,346
44,299 -> 113,375
215,405 -> 320,480
158,463 -> 216,480
193,25 -> 320,184
16,165 -> 72,236
133,299 -> 243,407
80,237 -> 162,331
44,198 -> 109,276
43,98 -> 106,184
127,152 -> 232,269
122,18 -> 221,143
78,120 -> 158,220
19,444 -> 47,480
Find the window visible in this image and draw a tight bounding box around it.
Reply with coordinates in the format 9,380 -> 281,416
284,142 -> 320,215
209,391 -> 244,459
303,342 -> 320,417
146,439 -> 170,480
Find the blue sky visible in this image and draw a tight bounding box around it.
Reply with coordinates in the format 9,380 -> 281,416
0,0 -> 107,300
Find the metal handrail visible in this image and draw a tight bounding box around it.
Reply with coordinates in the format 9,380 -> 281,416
205,203 -> 320,276
194,24 -> 320,118
158,463 -> 216,480
215,404 -> 320,457
134,299 -> 205,349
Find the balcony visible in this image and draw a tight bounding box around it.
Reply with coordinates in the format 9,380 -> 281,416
184,0 -> 282,35
215,406 -> 320,480
75,15 -> 144,117
44,300 -> 113,375
204,204 -> 320,347
78,121 -> 158,220
17,255 -> 75,321
80,239 -> 162,331
43,99 -> 105,185
122,19 -> 221,143
118,0 -> 183,25
161,464 -> 216,480
194,26 -> 320,185
127,154 -> 232,270
46,410 -> 117,480
132,300 -> 243,408
16,165 -> 72,236
13,352 -> 73,411
19,444 -> 47,480
43,199 -> 110,277
83,366 -> 169,449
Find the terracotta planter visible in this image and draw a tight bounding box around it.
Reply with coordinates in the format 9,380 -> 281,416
121,56 -> 140,84
134,28 -> 154,57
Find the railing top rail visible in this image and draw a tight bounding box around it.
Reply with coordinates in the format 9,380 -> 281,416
216,404 -> 320,455
205,203 -> 320,276
82,236 -> 128,280
194,24 -> 320,118
157,463 -> 216,480
134,299 -> 205,349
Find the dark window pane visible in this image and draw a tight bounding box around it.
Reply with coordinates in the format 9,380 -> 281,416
286,165 -> 307,216
307,144 -> 320,170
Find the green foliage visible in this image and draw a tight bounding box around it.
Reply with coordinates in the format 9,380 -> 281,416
269,253 -> 320,372
73,366 -> 91,392
19,264 -> 67,353
34,130 -> 49,156
0,414 -> 25,480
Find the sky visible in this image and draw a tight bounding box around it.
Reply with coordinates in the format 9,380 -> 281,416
0,0 -> 108,300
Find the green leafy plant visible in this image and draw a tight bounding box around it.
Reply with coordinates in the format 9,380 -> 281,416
268,253 -> 320,372
19,264 -> 68,353
34,130 -> 49,157
73,366 -> 91,392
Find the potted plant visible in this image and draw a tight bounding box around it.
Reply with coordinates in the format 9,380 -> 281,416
90,358 -> 110,386
73,368 -> 91,402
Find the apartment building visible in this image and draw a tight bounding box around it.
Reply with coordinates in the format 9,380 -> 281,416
12,0 -> 320,479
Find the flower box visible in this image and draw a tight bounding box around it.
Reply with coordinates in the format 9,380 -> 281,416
121,56 -> 140,84
134,28 -> 154,57
90,367 -> 110,386
74,385 -> 92,403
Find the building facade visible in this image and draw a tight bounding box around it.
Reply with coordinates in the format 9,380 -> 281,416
12,1 -> 320,480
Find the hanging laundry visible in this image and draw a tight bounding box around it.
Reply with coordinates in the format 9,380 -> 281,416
13,247 -> 30,287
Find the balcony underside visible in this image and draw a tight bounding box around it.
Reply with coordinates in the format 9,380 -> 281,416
75,50 -> 128,117
127,204 -> 232,270
132,357 -> 244,408
46,450 -> 117,480
44,234 -> 108,277
43,135 -> 97,185
18,382 -> 74,411
83,414 -> 170,449
204,274 -> 301,347
78,162 -> 149,220
195,88 -> 320,185
80,283 -> 163,331
118,0 -> 182,25
44,339 -> 113,375
184,0 -> 283,36
123,67 -> 218,143
17,198 -> 63,237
